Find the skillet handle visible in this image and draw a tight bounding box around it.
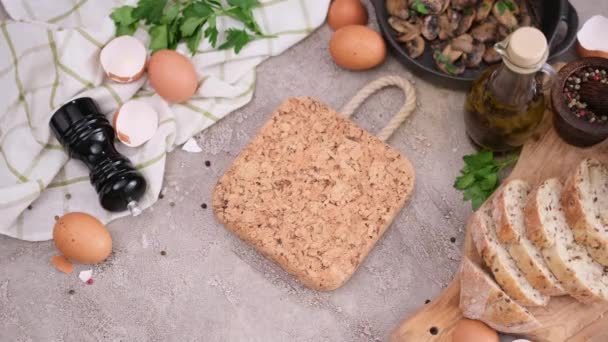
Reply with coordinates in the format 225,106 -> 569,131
550,2 -> 579,58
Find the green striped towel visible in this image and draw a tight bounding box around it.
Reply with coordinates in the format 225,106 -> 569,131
0,0 -> 330,241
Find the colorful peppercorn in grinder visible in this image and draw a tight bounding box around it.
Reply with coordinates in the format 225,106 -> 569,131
50,97 -> 146,215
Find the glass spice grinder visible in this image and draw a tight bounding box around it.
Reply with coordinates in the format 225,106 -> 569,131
50,97 -> 146,215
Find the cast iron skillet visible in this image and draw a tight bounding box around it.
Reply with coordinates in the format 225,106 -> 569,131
372,0 -> 579,83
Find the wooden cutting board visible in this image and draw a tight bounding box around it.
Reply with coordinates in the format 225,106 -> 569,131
391,107 -> 608,342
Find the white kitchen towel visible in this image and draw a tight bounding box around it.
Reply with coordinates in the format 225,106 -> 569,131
0,0 -> 330,241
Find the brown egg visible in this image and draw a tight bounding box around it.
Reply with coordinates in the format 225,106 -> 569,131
327,0 -> 368,31
329,25 -> 386,71
53,212 -> 112,264
452,319 -> 499,342
148,50 -> 198,103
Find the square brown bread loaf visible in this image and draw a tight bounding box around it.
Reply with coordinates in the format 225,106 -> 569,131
212,97 -> 415,291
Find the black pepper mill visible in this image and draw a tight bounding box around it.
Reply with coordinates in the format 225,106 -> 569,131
50,97 -> 146,215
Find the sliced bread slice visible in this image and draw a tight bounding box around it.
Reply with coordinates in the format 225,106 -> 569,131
493,179 -> 566,296
525,178 -> 608,303
470,205 -> 550,307
562,158 -> 608,266
460,257 -> 540,334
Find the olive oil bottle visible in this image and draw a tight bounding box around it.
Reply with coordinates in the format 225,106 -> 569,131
464,27 -> 555,152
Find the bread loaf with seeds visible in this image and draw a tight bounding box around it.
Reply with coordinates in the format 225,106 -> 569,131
526,178 -> 608,303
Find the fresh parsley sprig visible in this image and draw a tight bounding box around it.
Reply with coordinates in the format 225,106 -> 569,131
454,150 -> 518,210
110,0 -> 275,55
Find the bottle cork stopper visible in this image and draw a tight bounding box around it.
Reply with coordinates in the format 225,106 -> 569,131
507,27 -> 548,69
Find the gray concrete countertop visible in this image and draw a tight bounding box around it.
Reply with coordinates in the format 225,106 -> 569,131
1,1 -> 605,341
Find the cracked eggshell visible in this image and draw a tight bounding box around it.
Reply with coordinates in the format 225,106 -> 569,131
577,15 -> 608,59
100,35 -> 147,83
113,99 -> 159,147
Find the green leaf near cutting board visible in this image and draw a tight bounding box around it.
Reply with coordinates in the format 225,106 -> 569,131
454,150 -> 518,210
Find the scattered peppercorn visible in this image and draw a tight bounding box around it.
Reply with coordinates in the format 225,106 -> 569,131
27,205 -> 32,210
450,237 -> 456,243
425,299 -> 431,304
158,193 -> 164,199
429,327 -> 439,335
201,203 -> 207,209
205,160 -> 211,167
68,289 -> 75,295
65,193 -> 72,200
160,250 -> 167,256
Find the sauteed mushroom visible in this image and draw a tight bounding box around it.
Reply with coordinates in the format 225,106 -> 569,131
386,0 -> 536,75
438,9 -> 461,40
483,45 -> 502,63
386,0 -> 410,20
421,15 -> 440,40
434,50 -> 466,75
476,0 -> 494,22
492,1 -> 518,29
518,0 -> 532,27
405,36 -> 426,58
389,17 -> 422,41
442,44 -> 463,62
451,0 -> 477,10
456,8 -> 476,35
470,20 -> 498,42
464,43 -> 486,67
419,0 -> 446,14
452,34 -> 474,53
497,25 -> 511,40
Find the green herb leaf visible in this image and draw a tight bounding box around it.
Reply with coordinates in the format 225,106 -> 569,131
183,2 -> 213,18
161,3 -> 180,24
115,23 -> 138,36
228,0 -> 260,10
225,7 -> 263,34
219,28 -> 253,53
181,17 -> 205,37
111,6 -> 138,36
479,173 -> 498,190
111,6 -> 138,26
205,0 -> 223,9
503,0 -> 516,11
111,0 -> 270,55
132,0 -> 167,24
444,63 -> 458,75
454,173 -> 475,190
463,150 -> 493,168
167,16 -> 182,49
187,25 -> 204,55
471,196 -> 486,210
149,24 -> 168,52
496,1 -> 507,15
205,15 -> 219,47
411,0 -> 429,15
454,150 -> 518,210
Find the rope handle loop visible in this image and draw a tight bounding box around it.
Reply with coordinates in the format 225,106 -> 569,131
340,76 -> 417,142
